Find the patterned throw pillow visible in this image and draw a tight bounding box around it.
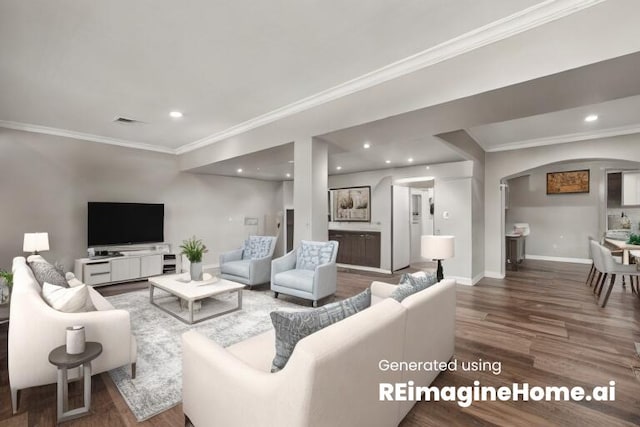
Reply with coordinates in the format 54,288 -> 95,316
270,288 -> 371,372
249,236 -> 272,259
28,258 -> 69,288
296,241 -> 335,271
241,239 -> 251,260
390,272 -> 437,302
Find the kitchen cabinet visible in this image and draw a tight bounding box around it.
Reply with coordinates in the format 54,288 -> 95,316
329,230 -> 381,268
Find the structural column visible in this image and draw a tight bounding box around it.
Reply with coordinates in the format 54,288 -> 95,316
293,137 -> 328,246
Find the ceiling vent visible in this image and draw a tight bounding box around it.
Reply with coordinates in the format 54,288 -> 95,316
113,116 -> 142,124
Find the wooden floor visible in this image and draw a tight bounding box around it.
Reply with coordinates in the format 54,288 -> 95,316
1,260 -> 639,426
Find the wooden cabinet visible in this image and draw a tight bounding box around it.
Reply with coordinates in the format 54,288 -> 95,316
329,230 -> 381,268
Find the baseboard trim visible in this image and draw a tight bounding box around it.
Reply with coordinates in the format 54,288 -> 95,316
447,275 -> 474,286
525,255 -> 591,264
337,264 -> 392,275
484,271 -> 505,279
471,273 -> 484,285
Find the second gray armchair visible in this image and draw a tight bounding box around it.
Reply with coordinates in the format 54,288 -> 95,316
220,236 -> 277,288
271,240 -> 339,307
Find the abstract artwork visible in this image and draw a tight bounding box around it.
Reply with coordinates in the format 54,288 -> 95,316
331,186 -> 371,222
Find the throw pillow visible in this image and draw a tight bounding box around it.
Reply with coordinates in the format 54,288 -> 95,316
400,271 -> 437,288
28,257 -> 69,288
241,239 -> 251,260
248,236 -> 272,259
42,282 -> 90,312
65,272 -> 85,288
296,241 -> 335,271
390,272 -> 437,302
270,288 -> 371,372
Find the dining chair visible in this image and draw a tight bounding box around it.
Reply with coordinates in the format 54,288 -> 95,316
596,243 -> 640,308
586,237 -> 597,286
589,240 -> 604,289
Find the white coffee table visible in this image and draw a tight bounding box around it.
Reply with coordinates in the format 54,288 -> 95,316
148,273 -> 245,324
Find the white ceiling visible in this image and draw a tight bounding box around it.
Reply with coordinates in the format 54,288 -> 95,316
0,0 -> 539,150
3,1 -> 640,181
468,94 -> 640,152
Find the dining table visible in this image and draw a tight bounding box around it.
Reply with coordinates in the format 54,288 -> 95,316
604,238 -> 640,264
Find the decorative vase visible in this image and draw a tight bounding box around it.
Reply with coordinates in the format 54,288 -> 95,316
66,325 -> 85,355
190,262 -> 203,281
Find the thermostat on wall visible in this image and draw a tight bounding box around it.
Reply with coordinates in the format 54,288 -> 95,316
442,211 -> 450,219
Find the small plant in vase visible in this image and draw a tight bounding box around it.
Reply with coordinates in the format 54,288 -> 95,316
180,236 -> 208,281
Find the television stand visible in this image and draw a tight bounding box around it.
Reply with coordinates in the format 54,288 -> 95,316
74,251 -> 173,286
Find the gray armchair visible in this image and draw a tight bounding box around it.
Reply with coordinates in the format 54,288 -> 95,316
220,236 -> 277,288
271,240 -> 338,307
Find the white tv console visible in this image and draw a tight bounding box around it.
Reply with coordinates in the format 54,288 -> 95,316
74,251 -> 177,287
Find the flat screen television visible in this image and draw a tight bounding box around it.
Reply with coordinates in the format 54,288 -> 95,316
88,202 -> 164,247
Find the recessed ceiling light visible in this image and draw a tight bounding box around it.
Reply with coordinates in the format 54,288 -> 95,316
426,166 -> 430,170
584,114 -> 598,122
336,166 -> 342,170
363,143 -> 371,149
385,160 -> 391,164
237,168 -> 243,173
286,173 -> 291,178
408,158 -> 414,163
169,111 -> 183,118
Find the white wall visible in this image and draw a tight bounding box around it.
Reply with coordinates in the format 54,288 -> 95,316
328,160 -> 474,278
0,128 -> 281,270
434,178 -> 473,282
329,171 -> 393,270
484,133 -> 640,277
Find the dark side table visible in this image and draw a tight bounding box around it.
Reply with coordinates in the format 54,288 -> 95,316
48,342 -> 102,423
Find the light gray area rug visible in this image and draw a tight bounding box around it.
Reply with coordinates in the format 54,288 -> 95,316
106,288 -> 298,421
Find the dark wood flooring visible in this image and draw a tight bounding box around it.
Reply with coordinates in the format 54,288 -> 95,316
1,260 -> 639,426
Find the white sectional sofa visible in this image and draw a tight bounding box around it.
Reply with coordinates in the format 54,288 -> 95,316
9,257 -> 137,413
182,278 -> 456,427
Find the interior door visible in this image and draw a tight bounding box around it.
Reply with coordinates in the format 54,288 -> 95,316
392,185 -> 411,271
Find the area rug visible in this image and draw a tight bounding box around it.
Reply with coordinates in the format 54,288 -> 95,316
106,288 -> 299,421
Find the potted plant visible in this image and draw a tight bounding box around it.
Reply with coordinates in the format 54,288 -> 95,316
0,270 -> 13,304
180,236 -> 208,281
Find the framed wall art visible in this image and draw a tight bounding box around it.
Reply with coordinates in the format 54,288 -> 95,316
330,186 -> 371,222
546,169 -> 590,194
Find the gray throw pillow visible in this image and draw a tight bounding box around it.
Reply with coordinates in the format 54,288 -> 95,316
270,288 -> 371,372
390,272 -> 437,302
29,259 -> 69,288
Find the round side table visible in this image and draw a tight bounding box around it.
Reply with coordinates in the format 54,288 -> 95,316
48,342 -> 102,423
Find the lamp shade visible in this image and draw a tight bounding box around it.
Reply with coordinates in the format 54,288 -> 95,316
23,232 -> 50,253
421,235 -> 454,260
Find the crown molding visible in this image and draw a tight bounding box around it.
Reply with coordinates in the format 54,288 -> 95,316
0,0 -> 605,156
483,123 -> 640,152
176,0 -> 605,154
0,120 -> 177,154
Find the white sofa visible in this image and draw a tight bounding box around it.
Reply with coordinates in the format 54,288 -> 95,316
182,278 -> 456,427
9,257 -> 137,413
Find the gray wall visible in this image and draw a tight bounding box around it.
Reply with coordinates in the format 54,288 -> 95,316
0,128 -> 281,270
484,133 -> 640,277
505,160 -> 640,260
506,162 -> 600,260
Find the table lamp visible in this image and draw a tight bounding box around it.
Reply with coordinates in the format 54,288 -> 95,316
23,232 -> 50,255
421,235 -> 455,282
